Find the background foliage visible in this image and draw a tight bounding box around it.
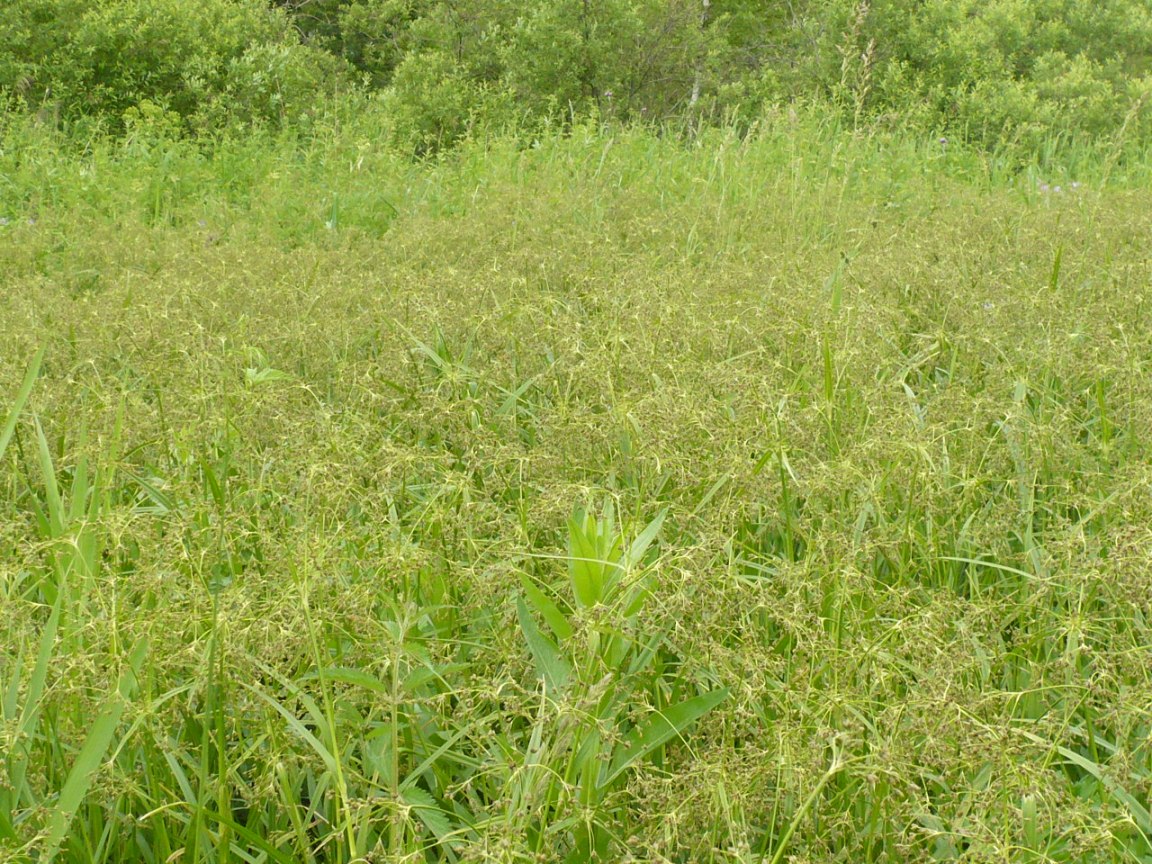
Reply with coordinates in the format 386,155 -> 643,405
2,0 -> 1150,148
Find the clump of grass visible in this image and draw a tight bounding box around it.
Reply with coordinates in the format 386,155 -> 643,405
1,115 -> 1151,862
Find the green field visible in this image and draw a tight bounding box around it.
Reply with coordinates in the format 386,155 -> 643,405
2,117 -> 1152,862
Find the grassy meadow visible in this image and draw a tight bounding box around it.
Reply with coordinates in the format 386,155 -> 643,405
2,114 -> 1152,862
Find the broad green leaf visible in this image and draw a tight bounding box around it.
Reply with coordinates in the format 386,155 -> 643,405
244,366 -> 293,386
601,688 -> 728,789
0,807 -> 15,843
517,596 -> 570,693
574,728 -> 602,807
568,511 -> 604,608
568,506 -> 623,608
403,662 -> 466,694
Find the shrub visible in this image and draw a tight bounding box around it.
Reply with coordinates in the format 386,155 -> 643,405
0,0 -> 347,132
380,49 -> 490,154
4,0 -> 1152,149
275,0 -> 430,88
862,0 -> 1152,144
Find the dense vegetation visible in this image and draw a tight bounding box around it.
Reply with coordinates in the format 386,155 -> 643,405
3,0 -> 1152,149
3,111 -> 1152,862
2,2 -> 1152,863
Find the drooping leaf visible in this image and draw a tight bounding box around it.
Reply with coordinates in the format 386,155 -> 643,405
243,667 -> 340,777
6,592 -> 64,809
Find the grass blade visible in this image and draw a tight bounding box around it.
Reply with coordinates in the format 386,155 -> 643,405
242,681 -> 340,778
601,687 -> 728,789
1048,243 -> 1063,291
34,418 -> 65,539
1019,729 -> 1152,842
625,508 -> 666,569
519,574 -> 573,642
197,806 -> 298,864
517,596 -> 571,693
0,347 -> 44,461
299,666 -> 390,695
41,637 -> 149,861
766,745 -> 849,864
6,592 -> 65,812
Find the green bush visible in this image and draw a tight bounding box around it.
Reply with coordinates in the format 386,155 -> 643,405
4,0 -> 1152,148
380,49 -> 497,154
0,0 -> 346,132
276,0 -> 430,88
197,41 -> 349,133
861,0 -> 1152,144
500,0 -> 712,121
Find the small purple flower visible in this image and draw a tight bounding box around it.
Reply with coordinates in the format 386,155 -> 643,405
1039,183 -> 1050,193
982,301 -> 994,310
938,137 -> 948,146
603,89 -> 613,100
